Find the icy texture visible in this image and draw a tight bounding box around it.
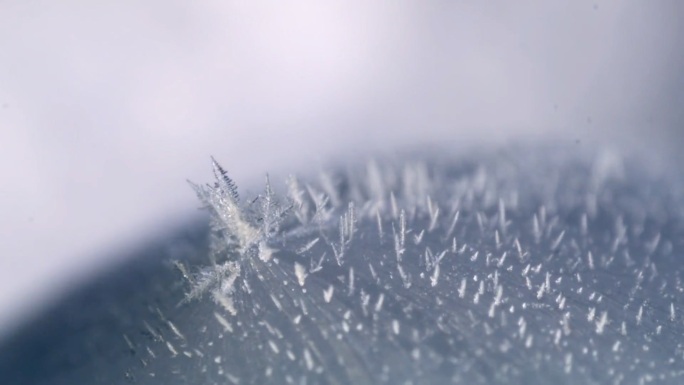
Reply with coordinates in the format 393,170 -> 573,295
138,146 -> 683,384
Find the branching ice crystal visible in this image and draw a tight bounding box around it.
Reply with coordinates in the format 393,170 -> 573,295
186,157 -> 292,304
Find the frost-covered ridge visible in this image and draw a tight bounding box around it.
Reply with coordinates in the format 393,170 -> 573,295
146,147 -> 683,385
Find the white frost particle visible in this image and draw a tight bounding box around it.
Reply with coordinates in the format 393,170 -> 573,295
473,292 -> 480,304
413,229 -> 425,245
303,348 -> 314,371
596,311 -> 608,334
214,312 -> 234,333
146,346 -> 156,358
399,210 -> 406,251
671,302 -> 676,322
554,329 -> 562,346
287,350 -> 296,361
488,303 -> 497,318
348,267 -> 355,295
430,264 -> 440,287
376,209 -> 384,241
299,298 -> 308,315
297,237 -> 320,254
392,319 -> 400,335
293,314 -> 302,325
532,215 -> 541,242
360,291 -> 370,315
427,196 -> 440,232
167,321 -> 185,340
587,307 -> 596,322
545,273 -> 551,291
497,251 -> 508,268
494,285 -> 503,306
458,278 -> 467,298
214,355 -> 222,364
310,252 -> 325,273
612,341 -> 621,352
435,250 -> 447,265
550,230 -> 565,250
562,313 -> 571,335
375,293 -> 385,312
587,251 -> 595,270
369,263 -> 377,280
143,321 -> 162,342
518,317 -> 527,338
323,285 -> 334,303
268,340 -> 280,354
294,262 -> 307,286
270,294 -> 283,311
498,198 -> 507,233
226,373 -> 240,384
525,335 -> 533,348
398,263 -> 411,288
621,321 -> 627,336
478,280 -> 484,295
446,211 -> 460,237
522,264 -> 530,276
636,305 -> 643,326
476,212 -> 485,233
489,286 -> 503,318
515,238 -> 525,260
166,341 -> 178,357
123,334 -> 134,351
390,191 -> 398,219
536,281 -> 546,300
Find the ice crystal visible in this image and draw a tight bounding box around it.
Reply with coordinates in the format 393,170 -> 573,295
186,158 -> 292,303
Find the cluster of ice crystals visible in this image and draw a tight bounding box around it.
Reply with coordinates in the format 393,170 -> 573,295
136,147 -> 684,385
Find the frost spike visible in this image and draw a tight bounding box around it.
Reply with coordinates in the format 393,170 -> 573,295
376,209 -> 384,242
498,198 -> 507,235
445,210 -> 460,238
550,230 -> 565,251
294,263 -> 307,286
427,195 -> 440,232
211,156 -> 239,203
430,264 -> 440,287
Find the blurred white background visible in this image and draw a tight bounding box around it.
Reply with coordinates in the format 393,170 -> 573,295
0,1 -> 682,333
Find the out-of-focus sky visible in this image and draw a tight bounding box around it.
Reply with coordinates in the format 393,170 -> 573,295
0,1 -> 682,333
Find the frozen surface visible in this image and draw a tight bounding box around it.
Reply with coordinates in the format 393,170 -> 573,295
1,145 -> 683,384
